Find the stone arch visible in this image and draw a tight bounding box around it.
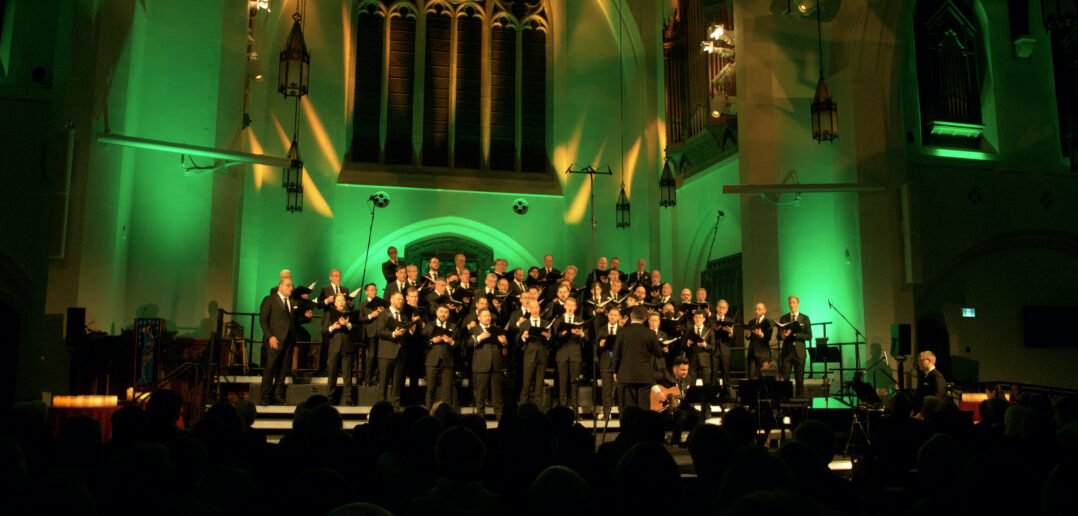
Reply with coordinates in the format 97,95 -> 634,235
342,215 -> 541,286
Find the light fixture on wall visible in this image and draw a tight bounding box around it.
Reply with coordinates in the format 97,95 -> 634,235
810,4 -> 838,143
278,4 -> 310,98
659,155 -> 677,207
1041,0 -> 1078,30
615,183 -> 630,228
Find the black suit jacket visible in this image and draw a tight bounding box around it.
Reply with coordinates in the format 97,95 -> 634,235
745,317 -> 773,357
553,316 -> 587,362
613,322 -> 664,384
470,324 -> 504,372
778,312 -> 812,358
382,260 -> 401,283
384,280 -> 409,301
317,284 -> 351,309
626,271 -> 650,288
377,309 -> 413,360
684,325 -> 715,366
594,323 -> 620,363
259,293 -> 299,345
917,368 -> 948,400
711,315 -> 736,356
423,320 -> 457,367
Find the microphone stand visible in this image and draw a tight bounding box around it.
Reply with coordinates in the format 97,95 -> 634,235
828,299 -> 866,388
359,199 -> 378,289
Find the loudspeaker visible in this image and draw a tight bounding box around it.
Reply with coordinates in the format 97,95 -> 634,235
356,385 -> 381,406
285,383 -> 332,405
891,323 -> 911,356
66,307 -> 86,347
577,386 -> 595,408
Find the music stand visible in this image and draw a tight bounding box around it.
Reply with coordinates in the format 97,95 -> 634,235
737,379 -> 793,438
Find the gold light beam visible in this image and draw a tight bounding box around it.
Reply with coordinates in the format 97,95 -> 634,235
302,166 -> 334,218
302,96 -> 342,175
622,136 -> 641,196
246,131 -> 275,190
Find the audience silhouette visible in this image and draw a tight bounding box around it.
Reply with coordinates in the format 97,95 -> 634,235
2,388 -> 1076,515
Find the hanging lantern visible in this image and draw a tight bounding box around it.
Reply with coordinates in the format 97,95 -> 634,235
811,73 -> 838,143
811,5 -> 837,143
615,183 -> 630,228
659,158 -> 677,207
1042,0 -> 1078,30
284,138 -> 304,213
278,12 -> 310,98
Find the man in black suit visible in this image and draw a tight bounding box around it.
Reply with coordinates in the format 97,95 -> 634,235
613,306 -> 665,411
376,292 -> 413,407
509,268 -> 528,296
594,306 -> 622,419
626,259 -> 649,287
356,283 -> 384,385
259,279 -> 312,404
423,304 -> 457,408
684,310 -> 715,391
424,256 -> 441,285
492,258 -> 509,281
316,269 -> 351,373
381,247 -> 401,284
778,295 -> 813,397
711,300 -> 735,395
653,356 -> 700,446
471,308 -> 507,417
745,302 -> 774,379
518,300 -> 551,405
916,350 -> 948,405
316,269 -> 351,308
323,293 -> 356,405
538,254 -> 560,281
553,297 -> 586,410
384,265 -> 409,300
609,257 -> 628,283
586,256 -> 608,287
452,253 -> 470,280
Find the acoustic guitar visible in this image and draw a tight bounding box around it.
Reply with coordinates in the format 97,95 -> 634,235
650,385 -> 683,412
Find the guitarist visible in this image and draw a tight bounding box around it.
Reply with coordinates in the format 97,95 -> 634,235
652,356 -> 700,447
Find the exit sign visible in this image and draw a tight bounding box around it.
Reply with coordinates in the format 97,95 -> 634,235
962,308 -> 976,318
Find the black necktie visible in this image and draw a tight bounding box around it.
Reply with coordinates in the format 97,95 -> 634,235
395,311 -> 401,322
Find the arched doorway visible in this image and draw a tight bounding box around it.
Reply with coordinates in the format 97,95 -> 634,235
405,235 -> 494,277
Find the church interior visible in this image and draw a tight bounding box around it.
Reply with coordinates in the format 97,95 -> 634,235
1,0 -> 1078,512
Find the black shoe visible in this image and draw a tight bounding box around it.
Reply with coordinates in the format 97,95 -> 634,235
347,399 -> 358,406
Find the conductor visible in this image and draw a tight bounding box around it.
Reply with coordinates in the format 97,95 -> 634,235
613,306 -> 665,411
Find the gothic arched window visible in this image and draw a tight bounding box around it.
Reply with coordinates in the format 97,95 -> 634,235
350,0 -> 550,176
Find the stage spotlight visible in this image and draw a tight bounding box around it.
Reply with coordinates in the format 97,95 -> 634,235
369,191 -> 391,208
512,198 -> 529,215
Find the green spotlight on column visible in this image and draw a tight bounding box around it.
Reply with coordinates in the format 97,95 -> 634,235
284,139 -> 304,213
659,157 -> 677,208
278,11 -> 310,98
615,183 -> 630,228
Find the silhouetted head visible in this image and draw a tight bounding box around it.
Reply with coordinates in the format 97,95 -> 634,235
716,447 -> 798,511
916,433 -> 967,496
792,420 -> 836,465
528,465 -> 592,516
614,442 -> 680,516
722,406 -> 758,448
688,424 -> 733,481
435,427 -> 486,482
